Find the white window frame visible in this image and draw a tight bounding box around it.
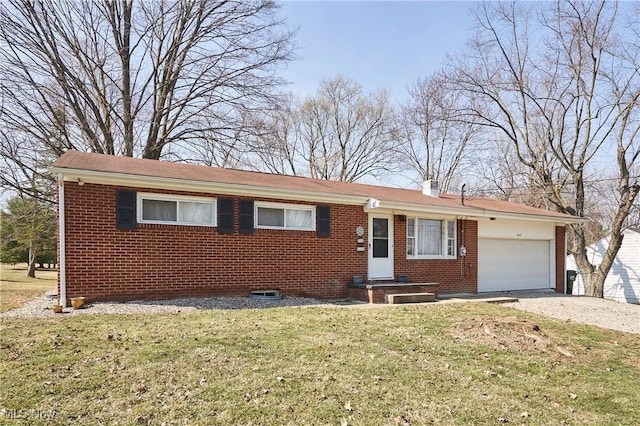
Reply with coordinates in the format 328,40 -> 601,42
137,193 -> 217,226
406,216 -> 457,259
255,201 -> 316,231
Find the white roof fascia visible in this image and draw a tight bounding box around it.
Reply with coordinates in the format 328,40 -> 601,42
52,166 -> 587,224
51,167 -> 370,206
379,200 -> 585,224
477,211 -> 587,224
370,200 -> 483,218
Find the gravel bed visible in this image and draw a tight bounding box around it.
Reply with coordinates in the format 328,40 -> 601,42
0,294 -> 334,319
3,291 -> 638,335
500,291 -> 640,334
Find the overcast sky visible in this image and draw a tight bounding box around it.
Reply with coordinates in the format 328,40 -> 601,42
279,1 -> 478,101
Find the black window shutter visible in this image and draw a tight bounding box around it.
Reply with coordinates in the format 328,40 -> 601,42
317,205 -> 330,237
217,198 -> 234,234
116,190 -> 136,230
238,199 -> 254,234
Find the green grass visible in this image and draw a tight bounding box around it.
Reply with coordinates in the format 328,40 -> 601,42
1,303 -> 638,425
0,264 -> 57,312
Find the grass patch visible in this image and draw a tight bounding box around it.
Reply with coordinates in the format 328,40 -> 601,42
0,264 -> 57,312
1,303 -> 639,425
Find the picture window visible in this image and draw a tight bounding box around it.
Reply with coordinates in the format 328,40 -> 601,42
255,202 -> 315,231
138,193 -> 216,226
406,217 -> 456,258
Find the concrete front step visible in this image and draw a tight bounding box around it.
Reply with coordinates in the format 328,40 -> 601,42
349,282 -> 440,304
386,292 -> 436,304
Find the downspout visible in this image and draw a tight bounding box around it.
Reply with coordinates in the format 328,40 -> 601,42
564,227 -> 568,294
58,173 -> 67,307
459,218 -> 466,277
460,184 -> 467,277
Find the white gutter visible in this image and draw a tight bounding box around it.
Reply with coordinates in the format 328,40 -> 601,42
50,166 -> 587,225
373,200 -> 484,218
57,173 -> 67,307
49,167 -> 370,206
374,200 -> 587,224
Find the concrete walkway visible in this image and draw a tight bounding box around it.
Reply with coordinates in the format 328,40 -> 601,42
437,293 -> 519,304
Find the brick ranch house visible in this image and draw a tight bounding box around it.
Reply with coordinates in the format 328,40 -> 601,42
52,150 -> 583,305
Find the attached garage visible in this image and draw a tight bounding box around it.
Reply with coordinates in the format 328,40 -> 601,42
477,219 -> 556,293
478,238 -> 551,292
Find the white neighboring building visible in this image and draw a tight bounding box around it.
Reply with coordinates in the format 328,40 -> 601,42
567,229 -> 640,304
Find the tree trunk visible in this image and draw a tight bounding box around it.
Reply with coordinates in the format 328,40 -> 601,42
571,224 -> 626,299
27,244 -> 37,278
571,228 -> 605,298
580,270 -> 606,298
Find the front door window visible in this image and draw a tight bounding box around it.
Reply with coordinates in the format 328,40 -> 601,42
372,218 -> 389,258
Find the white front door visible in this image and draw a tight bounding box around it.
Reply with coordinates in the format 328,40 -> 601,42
368,214 -> 394,280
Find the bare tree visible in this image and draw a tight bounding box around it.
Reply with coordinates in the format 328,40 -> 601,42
250,76 -> 400,182
448,0 -> 640,297
0,0 -> 294,198
473,140 -> 533,202
475,140 -> 612,244
247,95 -> 303,175
625,200 -> 640,230
164,109 -> 259,170
399,75 -> 482,192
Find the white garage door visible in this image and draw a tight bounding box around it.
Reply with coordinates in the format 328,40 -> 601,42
478,238 -> 551,292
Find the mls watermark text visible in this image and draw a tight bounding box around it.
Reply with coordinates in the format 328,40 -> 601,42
2,408 -> 57,420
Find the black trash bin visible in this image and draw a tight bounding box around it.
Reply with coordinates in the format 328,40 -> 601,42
566,270 -> 577,294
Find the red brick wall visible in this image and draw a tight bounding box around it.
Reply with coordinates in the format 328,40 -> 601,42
60,182 -> 484,302
60,183 -> 370,303
555,226 -> 566,293
393,218 -> 478,294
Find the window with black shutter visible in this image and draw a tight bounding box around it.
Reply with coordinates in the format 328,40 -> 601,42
316,205 -> 330,237
116,190 -> 136,230
238,199 -> 254,234
217,198 -> 234,234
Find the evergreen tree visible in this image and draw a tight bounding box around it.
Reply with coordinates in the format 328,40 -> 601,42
1,196 -> 56,277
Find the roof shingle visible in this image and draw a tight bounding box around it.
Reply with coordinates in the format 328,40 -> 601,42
52,150 -> 579,221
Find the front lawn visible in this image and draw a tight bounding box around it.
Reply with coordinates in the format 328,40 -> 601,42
0,264 -> 57,312
1,303 -> 638,425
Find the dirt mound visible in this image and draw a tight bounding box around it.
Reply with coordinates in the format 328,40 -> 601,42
452,316 -> 575,357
